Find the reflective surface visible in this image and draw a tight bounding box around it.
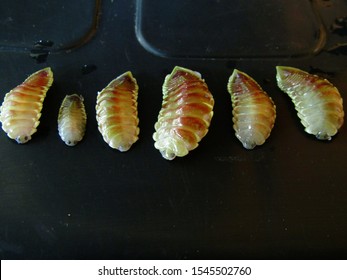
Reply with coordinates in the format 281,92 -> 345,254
0,0 -> 101,52
136,0 -> 324,58
0,0 -> 347,259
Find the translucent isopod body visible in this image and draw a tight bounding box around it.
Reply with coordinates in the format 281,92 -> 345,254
153,66 -> 214,160
227,69 -> 276,149
58,94 -> 87,146
276,66 -> 344,140
0,67 -> 53,144
96,71 -> 139,152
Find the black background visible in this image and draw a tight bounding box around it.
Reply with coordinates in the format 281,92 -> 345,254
0,0 -> 347,259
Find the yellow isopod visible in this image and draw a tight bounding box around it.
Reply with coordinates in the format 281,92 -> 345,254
153,66 -> 214,160
227,69 -> 276,149
0,67 -> 53,143
276,66 -> 344,140
96,71 -> 139,152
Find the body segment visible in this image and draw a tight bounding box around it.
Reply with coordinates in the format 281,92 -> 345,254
276,66 -> 344,140
228,69 -> 276,149
0,67 -> 53,143
58,94 -> 87,146
153,66 -> 214,160
96,71 -> 139,151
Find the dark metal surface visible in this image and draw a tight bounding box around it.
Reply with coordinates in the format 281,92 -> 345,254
0,0 -> 347,259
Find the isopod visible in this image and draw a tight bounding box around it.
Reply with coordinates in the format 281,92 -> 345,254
0,67 -> 53,144
96,71 -> 139,152
58,94 -> 87,146
276,66 -> 344,140
227,69 -> 276,149
153,66 -> 214,160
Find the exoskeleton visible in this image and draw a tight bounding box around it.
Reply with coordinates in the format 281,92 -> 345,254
153,66 -> 214,160
227,69 -> 276,149
96,71 -> 139,152
58,94 -> 87,146
0,67 -> 53,143
276,66 -> 344,140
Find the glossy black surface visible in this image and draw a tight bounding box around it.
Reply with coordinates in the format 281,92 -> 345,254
136,0 -> 322,58
0,0 -> 347,259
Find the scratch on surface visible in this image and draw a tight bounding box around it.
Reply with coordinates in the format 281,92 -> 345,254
124,48 -> 131,63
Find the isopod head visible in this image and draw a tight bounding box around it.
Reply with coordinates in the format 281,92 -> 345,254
276,66 -> 344,140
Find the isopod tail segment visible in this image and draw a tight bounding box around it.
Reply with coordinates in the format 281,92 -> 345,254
0,67 -> 54,144
227,69 -> 276,149
276,66 -> 344,140
153,66 -> 214,160
96,71 -> 139,152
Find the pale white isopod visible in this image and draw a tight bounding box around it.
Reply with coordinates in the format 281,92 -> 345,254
276,66 -> 344,140
58,94 -> 87,146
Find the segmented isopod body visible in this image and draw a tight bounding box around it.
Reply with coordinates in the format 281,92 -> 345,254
0,67 -> 53,144
276,66 -> 344,140
96,71 -> 139,152
58,94 -> 87,146
227,69 -> 276,149
153,66 -> 214,160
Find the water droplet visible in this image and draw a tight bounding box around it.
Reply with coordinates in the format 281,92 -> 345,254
30,39 -> 54,63
34,40 -> 54,48
330,16 -> 347,36
81,64 -> 97,75
30,49 -> 50,63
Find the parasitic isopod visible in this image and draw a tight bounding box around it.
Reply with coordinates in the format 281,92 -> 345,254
153,66 -> 214,160
58,94 -> 87,146
276,66 -> 344,140
227,69 -> 276,149
96,71 -> 139,152
0,67 -> 53,144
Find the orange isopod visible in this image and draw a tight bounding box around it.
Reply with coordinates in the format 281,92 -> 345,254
0,67 -> 54,143
96,71 -> 139,152
153,66 -> 214,160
